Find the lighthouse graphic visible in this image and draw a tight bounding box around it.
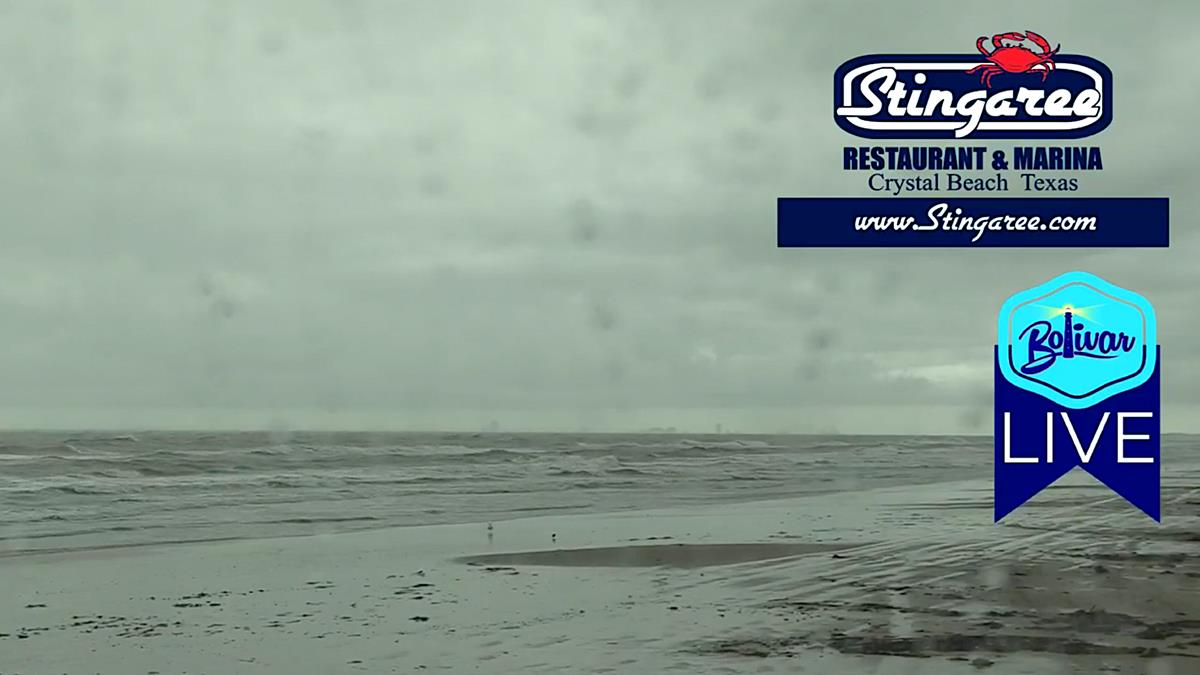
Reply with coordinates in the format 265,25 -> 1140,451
1062,308 -> 1076,360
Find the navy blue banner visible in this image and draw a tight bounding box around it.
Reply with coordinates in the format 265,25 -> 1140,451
777,197 -> 1168,247
994,347 -> 1161,522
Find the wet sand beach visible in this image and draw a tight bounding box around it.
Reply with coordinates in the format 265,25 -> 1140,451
4,464 -> 1198,674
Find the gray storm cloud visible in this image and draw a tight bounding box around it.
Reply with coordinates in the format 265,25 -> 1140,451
0,0 -> 1196,432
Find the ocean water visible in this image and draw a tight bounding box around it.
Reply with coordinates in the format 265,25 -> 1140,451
0,430 -> 1084,557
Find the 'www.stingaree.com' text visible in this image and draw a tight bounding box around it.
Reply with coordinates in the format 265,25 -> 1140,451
853,202 -> 1097,243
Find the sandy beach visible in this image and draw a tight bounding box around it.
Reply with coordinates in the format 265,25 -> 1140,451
5,462 -> 1198,675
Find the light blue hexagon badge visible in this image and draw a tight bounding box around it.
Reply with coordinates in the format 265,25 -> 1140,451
997,271 -> 1157,409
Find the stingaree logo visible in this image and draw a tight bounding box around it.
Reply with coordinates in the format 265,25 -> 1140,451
835,30 -> 1113,139
994,272 -> 1160,521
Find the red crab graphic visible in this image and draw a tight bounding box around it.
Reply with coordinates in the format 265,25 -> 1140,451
966,30 -> 1060,88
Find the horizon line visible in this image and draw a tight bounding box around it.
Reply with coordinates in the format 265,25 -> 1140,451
2,427 -> 1198,437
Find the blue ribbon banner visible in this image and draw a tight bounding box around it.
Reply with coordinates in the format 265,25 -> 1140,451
994,348 -> 1161,521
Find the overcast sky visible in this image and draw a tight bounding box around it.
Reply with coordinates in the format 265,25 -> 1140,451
0,0 -> 1196,433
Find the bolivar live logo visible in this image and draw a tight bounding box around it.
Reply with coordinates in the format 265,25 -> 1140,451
994,272 -> 1160,521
